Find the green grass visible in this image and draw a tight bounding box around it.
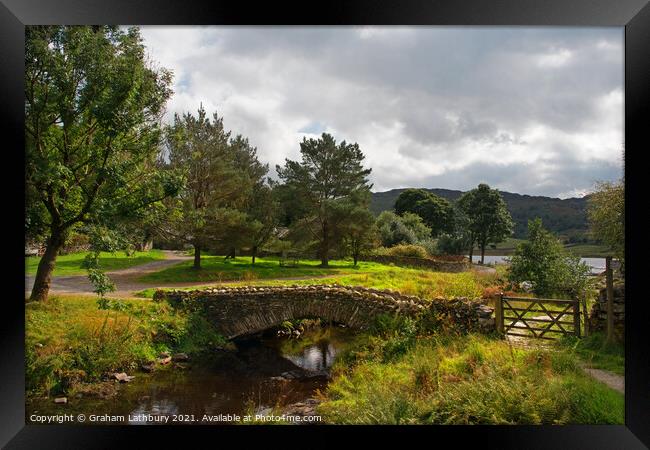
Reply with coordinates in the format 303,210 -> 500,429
25,249 -> 166,277
318,331 -> 624,424
138,255 -> 380,283
25,294 -> 227,398
136,262 -> 505,301
558,333 -> 625,375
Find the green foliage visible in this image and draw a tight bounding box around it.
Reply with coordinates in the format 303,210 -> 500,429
161,105 -> 267,268
375,211 -> 432,247
375,244 -> 429,259
394,189 -> 454,237
276,133 -> 373,266
25,295 -> 226,397
25,25 -> 177,300
457,184 -> 514,262
319,333 -> 624,425
587,180 -> 624,265
371,188 -> 593,241
508,219 -> 592,296
559,333 -> 625,375
342,197 -> 379,265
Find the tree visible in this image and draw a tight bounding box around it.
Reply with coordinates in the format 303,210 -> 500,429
508,219 -> 592,297
276,133 -> 373,267
25,26 -> 176,301
161,106 -> 265,269
375,211 -> 432,248
457,183 -> 513,264
436,203 -> 474,255
394,188 -> 454,237
245,181 -> 278,265
588,180 -> 624,267
341,191 -> 378,265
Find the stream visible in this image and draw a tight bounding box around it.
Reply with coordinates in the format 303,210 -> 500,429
27,326 -> 355,425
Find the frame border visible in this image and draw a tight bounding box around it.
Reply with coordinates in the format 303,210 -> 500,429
2,1 -> 648,447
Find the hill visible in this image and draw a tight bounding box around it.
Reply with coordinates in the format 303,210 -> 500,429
370,188 -> 592,240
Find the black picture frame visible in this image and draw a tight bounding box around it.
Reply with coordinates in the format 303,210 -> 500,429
2,0 -> 648,447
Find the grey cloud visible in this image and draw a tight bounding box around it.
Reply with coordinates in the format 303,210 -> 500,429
140,26 -> 623,198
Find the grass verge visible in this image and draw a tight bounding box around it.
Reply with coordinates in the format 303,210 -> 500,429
318,324 -> 624,424
25,249 -> 166,277
558,333 -> 624,375
25,294 -> 227,398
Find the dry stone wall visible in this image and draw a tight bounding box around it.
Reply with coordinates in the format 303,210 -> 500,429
154,285 -> 494,339
589,281 -> 625,342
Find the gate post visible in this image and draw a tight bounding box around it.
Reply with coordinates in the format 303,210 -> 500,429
495,293 -> 504,336
605,256 -> 614,343
573,298 -> 581,338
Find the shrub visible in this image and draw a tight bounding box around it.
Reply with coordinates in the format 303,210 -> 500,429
376,211 -> 432,247
384,244 -> 429,259
508,219 -> 592,297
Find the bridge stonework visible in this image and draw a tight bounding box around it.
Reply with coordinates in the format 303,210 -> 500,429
154,285 -> 495,339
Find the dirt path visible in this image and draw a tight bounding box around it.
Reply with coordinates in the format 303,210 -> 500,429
24,251 -> 362,298
581,366 -> 625,394
25,250 -> 193,297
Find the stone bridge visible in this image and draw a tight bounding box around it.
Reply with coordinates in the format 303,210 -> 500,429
154,285 -> 495,339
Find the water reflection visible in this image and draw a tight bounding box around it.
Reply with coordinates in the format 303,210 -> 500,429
27,326 -> 354,425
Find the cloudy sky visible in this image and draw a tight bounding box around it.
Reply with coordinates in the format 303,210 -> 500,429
139,26 -> 623,199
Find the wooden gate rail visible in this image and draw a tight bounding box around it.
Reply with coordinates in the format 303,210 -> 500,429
495,293 -> 580,340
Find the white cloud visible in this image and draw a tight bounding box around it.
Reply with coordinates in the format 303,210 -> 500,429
139,26 -> 623,198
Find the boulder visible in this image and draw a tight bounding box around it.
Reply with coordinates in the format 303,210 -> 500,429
113,372 -> 135,383
172,353 -> 190,362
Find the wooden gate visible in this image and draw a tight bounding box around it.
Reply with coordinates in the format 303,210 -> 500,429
496,294 -> 580,340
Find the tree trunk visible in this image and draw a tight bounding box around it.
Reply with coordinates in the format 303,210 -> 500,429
353,252 -> 359,266
320,221 -> 329,267
480,243 -> 486,264
468,245 -> 473,264
30,229 -> 67,301
193,245 -> 201,269
252,246 -> 257,266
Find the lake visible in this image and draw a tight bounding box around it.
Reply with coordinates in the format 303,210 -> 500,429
468,255 -> 606,274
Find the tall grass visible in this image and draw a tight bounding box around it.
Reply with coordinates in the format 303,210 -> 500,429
25,295 -> 226,397
318,332 -> 624,424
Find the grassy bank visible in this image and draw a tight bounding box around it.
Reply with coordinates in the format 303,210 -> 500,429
136,264 -> 506,301
558,333 -> 625,375
25,294 -> 227,398
318,324 -> 624,424
25,249 -> 166,277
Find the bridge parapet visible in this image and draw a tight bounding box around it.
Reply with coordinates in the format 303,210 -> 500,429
154,285 -> 495,339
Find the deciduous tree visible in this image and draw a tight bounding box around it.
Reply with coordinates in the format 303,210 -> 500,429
457,183 -> 513,264
25,26 -> 176,301
394,189 -> 454,237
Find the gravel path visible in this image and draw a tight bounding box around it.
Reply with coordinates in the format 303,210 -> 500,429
25,250 -> 193,298
581,366 -> 625,394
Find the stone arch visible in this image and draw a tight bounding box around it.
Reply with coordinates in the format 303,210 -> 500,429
154,285 -> 493,339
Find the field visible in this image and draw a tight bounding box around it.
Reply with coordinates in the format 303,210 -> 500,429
25,250 -> 166,277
